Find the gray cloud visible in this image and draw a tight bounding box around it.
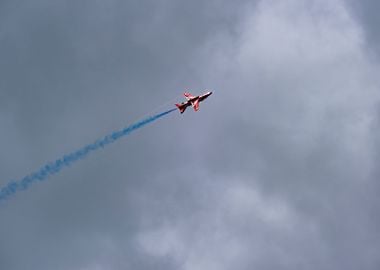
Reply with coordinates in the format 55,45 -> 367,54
345,0 -> 380,58
1,0 -> 380,269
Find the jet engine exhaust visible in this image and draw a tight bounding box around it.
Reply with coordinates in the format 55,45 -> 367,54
0,108 -> 176,201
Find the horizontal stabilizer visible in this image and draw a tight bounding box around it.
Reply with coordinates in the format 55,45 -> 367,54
175,103 -> 187,114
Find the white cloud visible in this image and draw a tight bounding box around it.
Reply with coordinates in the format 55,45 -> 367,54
134,0 -> 380,268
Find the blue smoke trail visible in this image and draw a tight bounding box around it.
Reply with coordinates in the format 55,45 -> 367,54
0,108 -> 176,201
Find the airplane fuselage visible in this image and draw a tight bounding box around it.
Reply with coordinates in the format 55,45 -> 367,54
175,91 -> 212,113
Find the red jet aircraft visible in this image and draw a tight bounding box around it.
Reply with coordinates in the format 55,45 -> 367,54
175,91 -> 213,114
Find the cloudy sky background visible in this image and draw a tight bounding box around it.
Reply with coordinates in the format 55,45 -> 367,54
1,0 -> 380,269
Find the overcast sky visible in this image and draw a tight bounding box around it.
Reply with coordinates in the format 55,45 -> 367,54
1,0 -> 380,269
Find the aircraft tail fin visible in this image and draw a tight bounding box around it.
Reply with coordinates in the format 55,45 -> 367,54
175,103 -> 187,114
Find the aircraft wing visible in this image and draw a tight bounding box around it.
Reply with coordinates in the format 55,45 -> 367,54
192,100 -> 200,111
184,92 -> 195,101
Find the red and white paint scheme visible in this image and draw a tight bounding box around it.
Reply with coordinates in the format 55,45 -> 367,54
175,91 -> 213,114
